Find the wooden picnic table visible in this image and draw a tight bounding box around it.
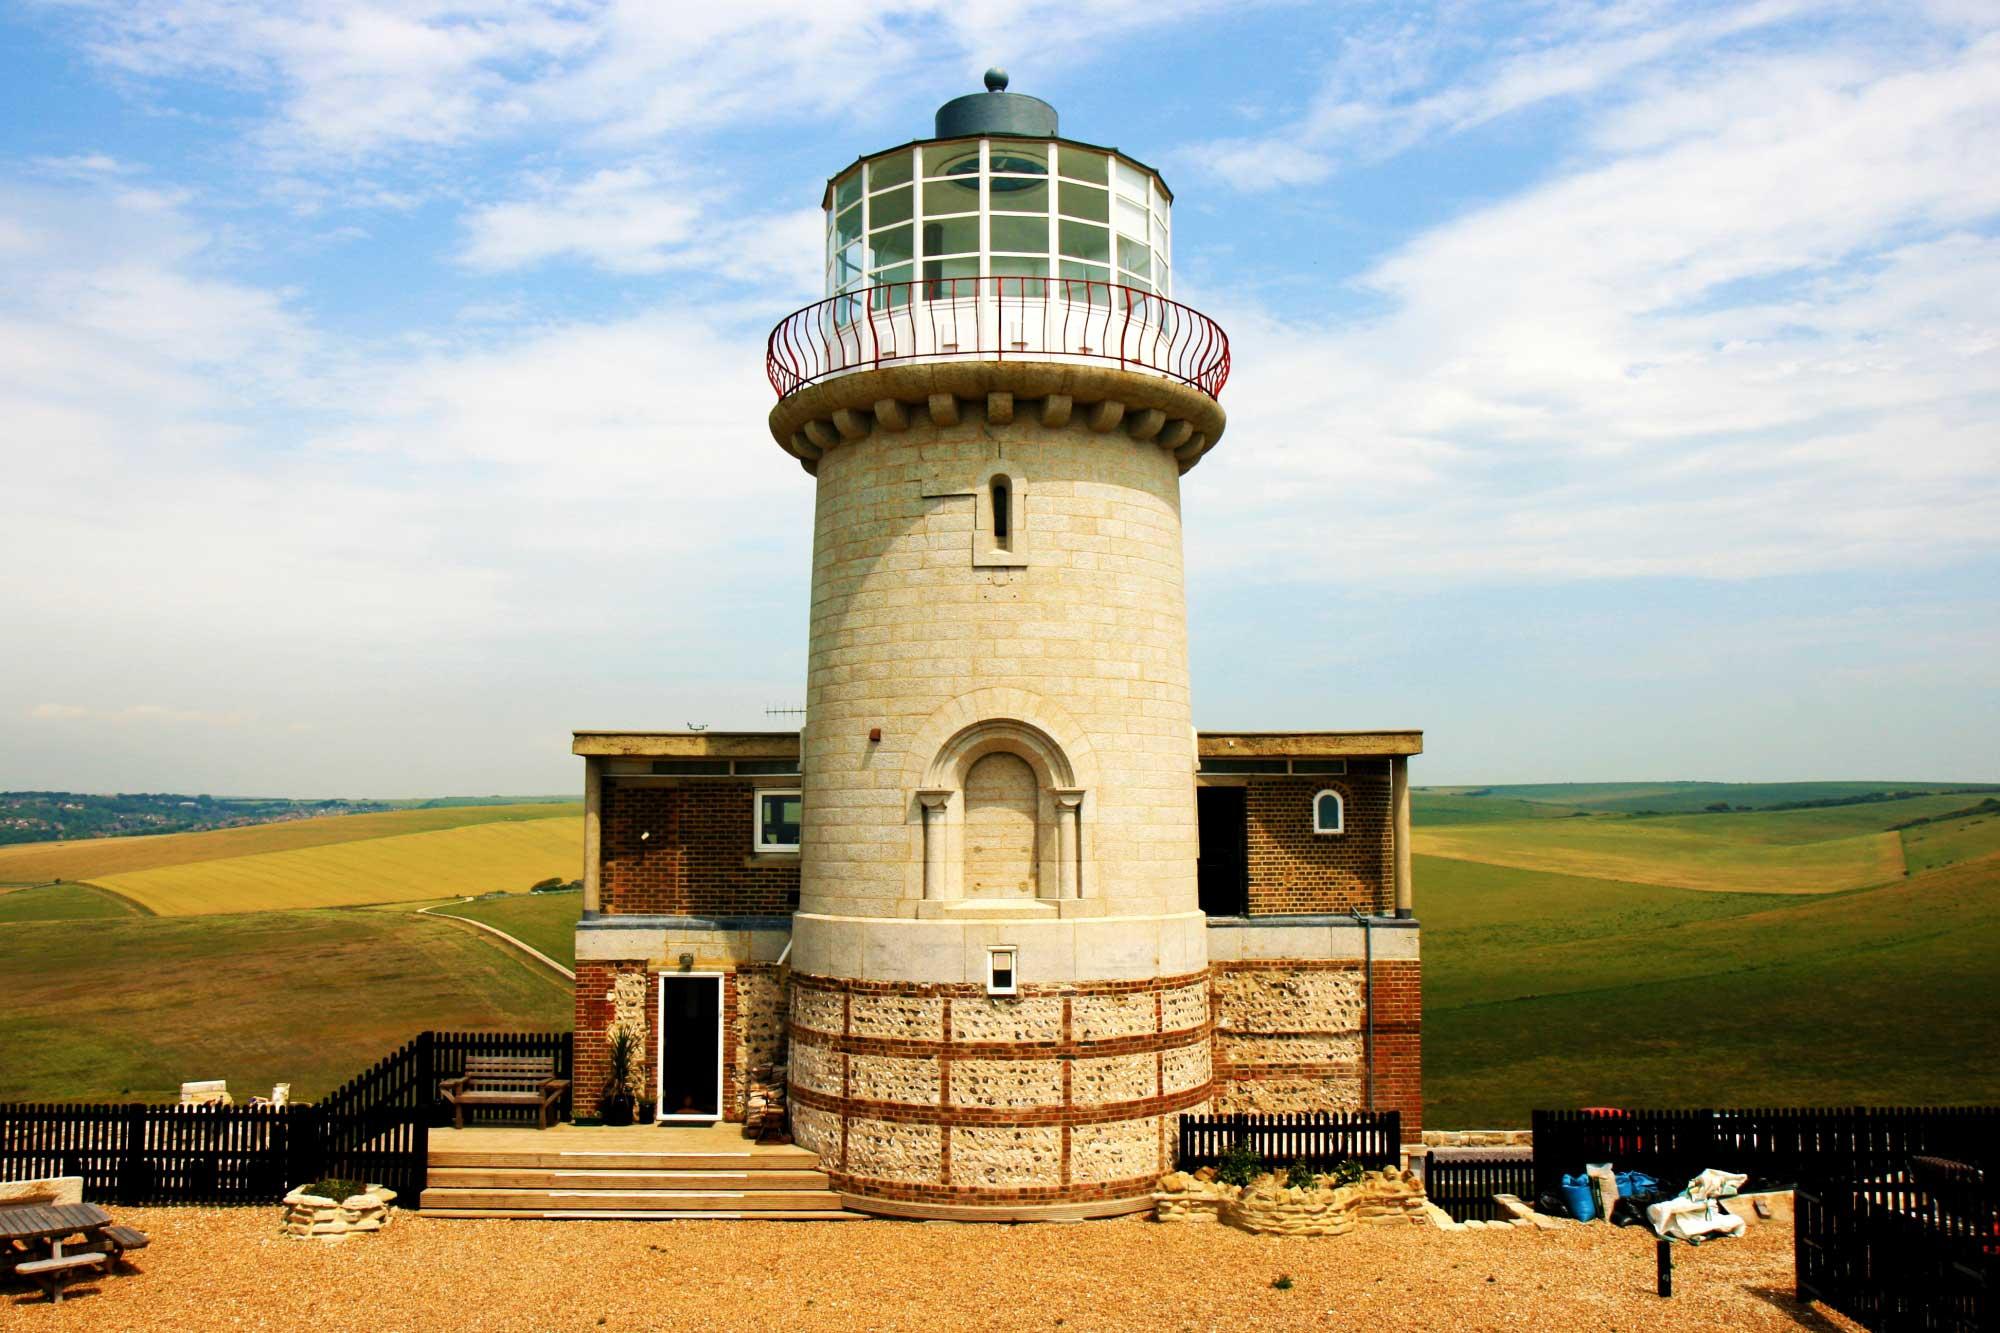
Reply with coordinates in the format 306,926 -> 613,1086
0,1202 -> 133,1304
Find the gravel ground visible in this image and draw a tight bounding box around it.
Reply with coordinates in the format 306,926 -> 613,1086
0,1208 -> 1862,1332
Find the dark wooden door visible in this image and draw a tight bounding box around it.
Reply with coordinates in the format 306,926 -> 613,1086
1197,786 -> 1248,917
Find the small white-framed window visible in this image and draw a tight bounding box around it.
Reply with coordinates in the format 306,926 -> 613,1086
1313,790 -> 1345,836
756,789 -> 802,852
986,946 -> 1018,996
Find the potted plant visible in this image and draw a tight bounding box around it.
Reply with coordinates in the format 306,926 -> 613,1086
601,1027 -> 637,1127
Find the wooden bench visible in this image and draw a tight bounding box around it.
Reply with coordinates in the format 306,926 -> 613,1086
438,1055 -> 569,1130
101,1224 -> 149,1269
16,1252 -> 105,1304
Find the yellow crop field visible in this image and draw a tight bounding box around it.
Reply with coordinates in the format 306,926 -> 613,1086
1413,819 -> 1904,894
91,816 -> 584,915
0,802 -> 579,885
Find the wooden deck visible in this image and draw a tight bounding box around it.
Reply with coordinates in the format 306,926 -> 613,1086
421,1123 -> 855,1221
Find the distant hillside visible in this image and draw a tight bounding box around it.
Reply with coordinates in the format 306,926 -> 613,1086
0,791 -> 574,848
0,801 -> 581,888
1418,780 -> 1999,821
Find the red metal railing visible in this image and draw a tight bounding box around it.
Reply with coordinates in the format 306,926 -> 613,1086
766,277 -> 1231,400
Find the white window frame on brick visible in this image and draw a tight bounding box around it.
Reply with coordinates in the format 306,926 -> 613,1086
656,972 -> 725,1123
1313,789 -> 1345,835
986,945 -> 1019,996
755,788 -> 802,853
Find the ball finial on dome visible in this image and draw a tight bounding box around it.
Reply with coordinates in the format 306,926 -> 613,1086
984,67 -> 1009,92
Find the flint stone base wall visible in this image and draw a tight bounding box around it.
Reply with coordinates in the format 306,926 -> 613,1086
789,969 -> 1213,1213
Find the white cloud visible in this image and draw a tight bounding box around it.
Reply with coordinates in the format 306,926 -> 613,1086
457,160 -> 822,290
1186,0 -> 1833,190
47,0 -> 1230,165
1187,23 -> 2000,585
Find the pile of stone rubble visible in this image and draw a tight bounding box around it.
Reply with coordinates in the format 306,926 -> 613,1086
279,1183 -> 397,1241
741,1062 -> 791,1142
1154,1166 -> 1440,1236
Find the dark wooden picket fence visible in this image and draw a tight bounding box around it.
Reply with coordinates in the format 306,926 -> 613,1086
1532,1106 -> 2000,1198
1425,1150 -> 1535,1222
0,1030 -> 571,1205
1797,1161 -> 1997,1332
1176,1111 -> 1401,1173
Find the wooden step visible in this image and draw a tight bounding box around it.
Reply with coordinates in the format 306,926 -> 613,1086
425,1166 -> 831,1191
418,1200 -> 864,1216
419,1187 -> 845,1212
427,1149 -> 818,1172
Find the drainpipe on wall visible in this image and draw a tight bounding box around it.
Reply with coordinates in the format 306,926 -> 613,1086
1350,908 -> 1375,1113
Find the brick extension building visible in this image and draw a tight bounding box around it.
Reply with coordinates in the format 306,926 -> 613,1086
570,74 -> 1422,1221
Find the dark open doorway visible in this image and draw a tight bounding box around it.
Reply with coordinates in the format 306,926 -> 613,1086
656,975 -> 722,1121
1197,786 -> 1249,917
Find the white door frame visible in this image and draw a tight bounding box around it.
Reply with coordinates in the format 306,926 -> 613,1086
656,972 -> 725,1122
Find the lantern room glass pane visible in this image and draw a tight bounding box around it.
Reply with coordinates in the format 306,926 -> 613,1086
923,255 -> 980,299
833,169 -> 862,213
923,215 -> 979,257
992,254 -> 1048,296
870,224 -> 913,268
924,141 -> 979,177
871,265 -> 913,307
834,242 -> 864,289
988,178 -> 1049,213
923,178 -> 981,217
1114,197 -> 1148,239
1059,147 -> 1108,184
868,150 -> 913,191
1059,219 -> 1110,264
990,214 -> 1048,253
1058,181 -> 1108,223
988,141 -> 1049,175
870,185 -> 912,227
1118,237 -> 1151,280
1114,159 -> 1148,200
834,204 -> 862,249
1059,260 -> 1111,290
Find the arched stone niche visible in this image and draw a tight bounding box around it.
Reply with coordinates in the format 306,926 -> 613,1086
913,715 -> 1087,904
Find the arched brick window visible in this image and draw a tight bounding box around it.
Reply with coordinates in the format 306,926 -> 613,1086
1313,789 -> 1345,835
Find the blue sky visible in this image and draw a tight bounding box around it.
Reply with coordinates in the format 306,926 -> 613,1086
2,0 -> 1995,796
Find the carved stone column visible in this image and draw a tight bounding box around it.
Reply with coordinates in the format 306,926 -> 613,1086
1052,788 -> 1085,899
916,789 -> 955,900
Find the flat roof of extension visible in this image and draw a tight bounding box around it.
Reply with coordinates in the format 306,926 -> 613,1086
575,728 -> 1422,758
1200,730 -> 1423,757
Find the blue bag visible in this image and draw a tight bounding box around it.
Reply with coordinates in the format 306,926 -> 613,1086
1560,1172 -> 1598,1222
1616,1170 -> 1660,1200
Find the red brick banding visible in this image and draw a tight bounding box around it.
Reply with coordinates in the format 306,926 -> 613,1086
1210,956 -> 1422,1139
790,970 -> 1215,1211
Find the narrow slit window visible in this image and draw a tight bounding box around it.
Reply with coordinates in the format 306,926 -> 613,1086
991,478 -> 1011,548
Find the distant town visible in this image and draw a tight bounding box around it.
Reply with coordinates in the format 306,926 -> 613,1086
0,792 -> 567,846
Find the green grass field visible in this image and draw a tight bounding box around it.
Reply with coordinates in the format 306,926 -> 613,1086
1420,782 -> 2000,1124
432,890 -> 583,970
0,888 -> 572,1102
0,881 -> 146,922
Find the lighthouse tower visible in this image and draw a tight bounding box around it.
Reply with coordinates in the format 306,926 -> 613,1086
766,72 -> 1228,1218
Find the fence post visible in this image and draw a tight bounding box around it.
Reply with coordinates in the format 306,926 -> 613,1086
414,1031 -> 433,1194
119,1103 -> 146,1206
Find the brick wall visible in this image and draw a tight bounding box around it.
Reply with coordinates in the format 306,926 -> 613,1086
1244,772 -> 1393,915
600,781 -> 800,916
1210,958 -> 1421,1141
572,960 -> 658,1119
